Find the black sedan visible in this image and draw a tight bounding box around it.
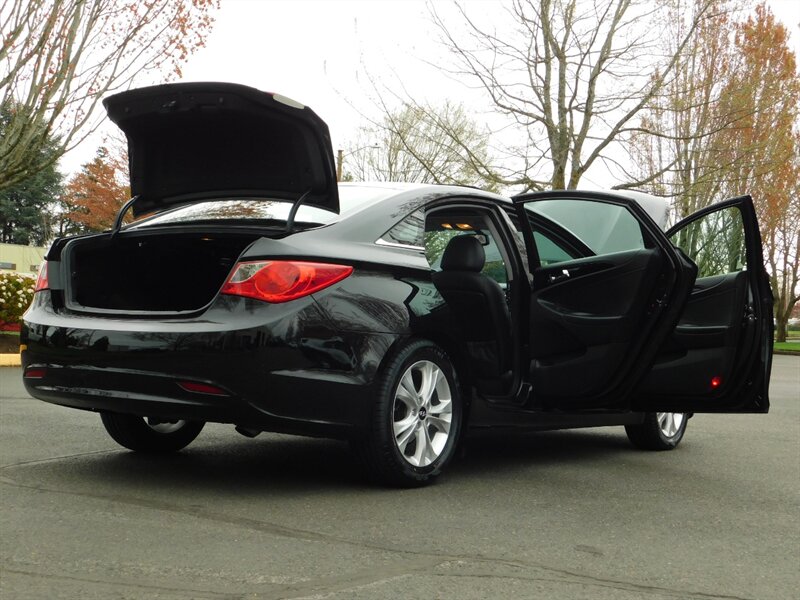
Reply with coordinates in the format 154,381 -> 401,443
21,83 -> 773,486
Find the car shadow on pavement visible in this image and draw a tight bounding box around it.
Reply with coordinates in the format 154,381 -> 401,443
4,427 -> 642,495
448,428 -> 641,478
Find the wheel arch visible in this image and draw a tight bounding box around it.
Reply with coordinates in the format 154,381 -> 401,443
373,331 -> 474,420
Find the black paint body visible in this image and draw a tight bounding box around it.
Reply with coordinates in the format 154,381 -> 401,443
22,185 -> 772,439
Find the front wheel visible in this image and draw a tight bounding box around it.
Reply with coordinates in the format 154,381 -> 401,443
101,413 -> 205,453
625,412 -> 687,451
352,340 -> 463,487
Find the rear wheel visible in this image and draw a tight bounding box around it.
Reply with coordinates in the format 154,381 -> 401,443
100,413 -> 205,453
352,340 -> 463,487
625,412 -> 687,450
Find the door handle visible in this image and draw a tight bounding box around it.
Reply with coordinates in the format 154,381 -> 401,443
548,269 -> 571,284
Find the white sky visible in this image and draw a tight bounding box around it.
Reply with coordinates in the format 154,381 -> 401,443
60,0 -> 800,189
179,0 -> 455,146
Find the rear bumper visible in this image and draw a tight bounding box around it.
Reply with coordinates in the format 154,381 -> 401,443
24,364 -> 366,438
21,295 -> 397,438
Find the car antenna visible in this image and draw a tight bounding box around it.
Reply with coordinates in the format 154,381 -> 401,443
110,195 -> 140,238
285,188 -> 313,233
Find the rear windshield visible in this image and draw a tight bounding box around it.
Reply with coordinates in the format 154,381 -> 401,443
130,185 -> 393,229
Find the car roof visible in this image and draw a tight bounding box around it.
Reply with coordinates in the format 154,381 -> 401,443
338,181 -> 508,204
331,182 -> 509,241
593,189 -> 670,229
337,183 -> 670,231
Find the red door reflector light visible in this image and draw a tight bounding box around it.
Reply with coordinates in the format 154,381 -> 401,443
710,376 -> 722,389
221,261 -> 353,303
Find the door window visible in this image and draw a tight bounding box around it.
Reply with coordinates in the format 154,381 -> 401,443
527,199 -> 646,259
501,206 -> 584,268
533,231 -> 576,266
669,206 -> 746,277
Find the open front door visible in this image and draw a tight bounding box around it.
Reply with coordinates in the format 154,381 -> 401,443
633,196 -> 773,413
513,191 -> 696,410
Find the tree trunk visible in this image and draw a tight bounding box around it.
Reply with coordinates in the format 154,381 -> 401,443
774,316 -> 787,344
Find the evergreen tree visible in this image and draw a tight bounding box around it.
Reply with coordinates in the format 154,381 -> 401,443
0,105 -> 62,245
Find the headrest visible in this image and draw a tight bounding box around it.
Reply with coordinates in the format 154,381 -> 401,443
440,235 -> 486,272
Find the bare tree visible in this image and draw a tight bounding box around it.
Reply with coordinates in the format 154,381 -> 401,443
427,0 -> 716,191
626,0 -> 741,217
0,0 -> 218,191
345,101 -> 498,190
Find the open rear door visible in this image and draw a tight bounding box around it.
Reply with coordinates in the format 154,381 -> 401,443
633,196 -> 773,413
513,191 -> 696,410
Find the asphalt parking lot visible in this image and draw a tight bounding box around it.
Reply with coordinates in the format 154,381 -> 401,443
1,356 -> 798,600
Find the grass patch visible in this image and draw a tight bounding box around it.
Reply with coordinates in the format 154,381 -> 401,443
774,342 -> 800,353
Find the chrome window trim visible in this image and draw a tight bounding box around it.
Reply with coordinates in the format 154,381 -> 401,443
375,238 -> 425,251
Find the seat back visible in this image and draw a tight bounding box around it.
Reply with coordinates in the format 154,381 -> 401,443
431,235 -> 511,378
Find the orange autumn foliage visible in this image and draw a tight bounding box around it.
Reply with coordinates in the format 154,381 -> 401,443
62,146 -> 130,232
630,2 -> 799,341
714,4 -> 800,342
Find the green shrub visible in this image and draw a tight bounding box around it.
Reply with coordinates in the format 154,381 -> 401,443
0,271 -> 36,326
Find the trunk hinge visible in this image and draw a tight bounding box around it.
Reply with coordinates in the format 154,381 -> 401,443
285,188 -> 313,234
110,195 -> 140,238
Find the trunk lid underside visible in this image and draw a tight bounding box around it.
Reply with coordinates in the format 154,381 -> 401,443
103,82 -> 339,218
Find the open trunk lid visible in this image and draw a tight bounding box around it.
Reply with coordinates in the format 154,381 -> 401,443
104,82 -> 339,218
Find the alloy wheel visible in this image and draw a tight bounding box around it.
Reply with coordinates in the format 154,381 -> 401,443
392,360 -> 453,467
656,412 -> 685,439
145,418 -> 186,434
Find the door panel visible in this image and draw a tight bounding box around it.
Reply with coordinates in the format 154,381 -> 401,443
513,192 -> 695,409
531,250 -> 661,364
633,196 -> 773,412
531,249 -> 662,397
638,271 -> 747,396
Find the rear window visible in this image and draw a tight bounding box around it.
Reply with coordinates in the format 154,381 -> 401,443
130,185 -> 392,229
132,199 -> 336,228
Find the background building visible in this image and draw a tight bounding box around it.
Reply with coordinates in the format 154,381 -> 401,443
0,243 -> 46,275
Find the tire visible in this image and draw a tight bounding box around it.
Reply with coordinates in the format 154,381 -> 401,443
625,412 -> 687,451
352,339 -> 463,487
100,412 -> 205,453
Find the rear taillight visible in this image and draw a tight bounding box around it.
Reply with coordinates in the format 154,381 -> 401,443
34,261 -> 49,292
220,261 -> 353,303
